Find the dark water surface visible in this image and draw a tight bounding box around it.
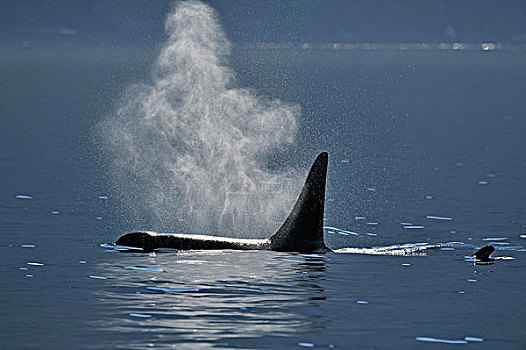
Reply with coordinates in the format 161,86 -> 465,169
1,47 -> 525,349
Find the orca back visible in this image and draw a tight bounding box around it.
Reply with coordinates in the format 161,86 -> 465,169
113,152 -> 330,253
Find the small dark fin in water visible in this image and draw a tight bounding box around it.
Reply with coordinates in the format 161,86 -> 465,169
472,245 -> 495,261
269,152 -> 329,252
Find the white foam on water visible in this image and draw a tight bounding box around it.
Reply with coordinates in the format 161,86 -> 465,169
335,243 -> 437,256
477,181 -> 488,185
494,256 -> 515,260
482,237 -> 507,241
129,313 -> 152,318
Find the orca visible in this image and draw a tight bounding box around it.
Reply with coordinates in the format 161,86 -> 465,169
112,153 -> 499,260
114,152 -> 330,253
472,245 -> 495,262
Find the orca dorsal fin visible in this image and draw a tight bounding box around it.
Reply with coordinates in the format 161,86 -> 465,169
269,152 -> 328,252
472,245 -> 495,261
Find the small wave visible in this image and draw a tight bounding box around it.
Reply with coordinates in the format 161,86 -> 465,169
426,215 -> 453,221
15,194 -> 33,199
88,275 -> 108,280
146,286 -> 200,293
415,336 -> 484,344
123,266 -> 165,272
324,226 -> 359,236
100,243 -> 144,251
415,337 -> 467,344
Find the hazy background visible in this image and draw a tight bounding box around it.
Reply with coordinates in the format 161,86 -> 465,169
2,0 -> 526,47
